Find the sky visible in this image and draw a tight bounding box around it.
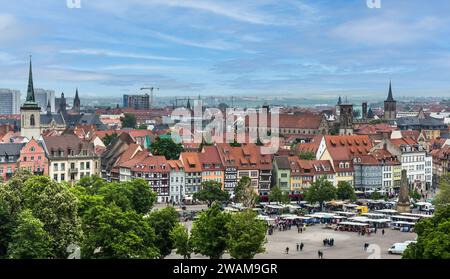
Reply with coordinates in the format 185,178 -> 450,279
0,0 -> 450,100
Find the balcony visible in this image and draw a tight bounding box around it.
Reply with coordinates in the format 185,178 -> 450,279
69,168 -> 79,174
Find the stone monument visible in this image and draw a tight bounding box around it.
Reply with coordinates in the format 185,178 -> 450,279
397,169 -> 411,213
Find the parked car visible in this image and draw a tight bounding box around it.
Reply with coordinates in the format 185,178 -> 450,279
388,243 -> 409,255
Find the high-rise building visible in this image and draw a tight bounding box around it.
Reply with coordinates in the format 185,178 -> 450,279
34,88 -> 55,113
123,94 -> 151,110
0,89 -> 21,115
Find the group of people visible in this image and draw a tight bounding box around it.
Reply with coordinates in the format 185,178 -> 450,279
323,238 -> 334,247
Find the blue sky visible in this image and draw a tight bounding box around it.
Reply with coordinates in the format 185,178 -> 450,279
0,0 -> 450,99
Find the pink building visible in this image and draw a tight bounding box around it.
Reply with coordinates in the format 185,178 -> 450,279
17,139 -> 48,176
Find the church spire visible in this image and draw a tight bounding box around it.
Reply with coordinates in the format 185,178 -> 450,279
386,80 -> 394,102
22,56 -> 39,109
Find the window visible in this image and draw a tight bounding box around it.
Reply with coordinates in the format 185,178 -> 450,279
61,174 -> 65,181
53,163 -> 58,171
53,174 -> 58,181
80,162 -> 85,170
61,163 -> 66,171
30,114 -> 35,126
86,162 -> 91,170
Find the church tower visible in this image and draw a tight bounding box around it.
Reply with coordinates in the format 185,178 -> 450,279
73,88 -> 81,113
384,81 -> 397,121
20,57 -> 41,140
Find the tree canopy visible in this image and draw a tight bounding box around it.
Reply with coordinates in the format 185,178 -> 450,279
336,181 -> 356,201
0,173 -> 82,258
146,207 -> 180,258
102,133 -> 118,146
193,181 -> 230,208
170,223 -> 192,259
305,178 -> 337,210
434,174 -> 450,209
150,137 -> 184,160
403,205 -> 450,259
226,210 -> 267,259
7,209 -> 53,259
269,186 -> 290,204
299,151 -> 316,160
190,204 -> 231,259
121,113 -> 137,129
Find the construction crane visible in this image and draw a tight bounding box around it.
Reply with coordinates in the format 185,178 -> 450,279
140,87 -> 159,108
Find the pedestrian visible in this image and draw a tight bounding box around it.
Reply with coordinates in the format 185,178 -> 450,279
300,243 -> 304,251
318,250 -> 323,259
296,243 -> 299,251
382,229 -> 385,236
286,247 -> 289,255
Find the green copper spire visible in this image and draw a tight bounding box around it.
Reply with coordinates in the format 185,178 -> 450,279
22,56 -> 40,109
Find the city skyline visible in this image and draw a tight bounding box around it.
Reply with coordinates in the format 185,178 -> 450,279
1,0 -> 450,98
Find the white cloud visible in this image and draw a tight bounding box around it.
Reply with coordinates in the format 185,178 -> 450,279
146,30 -> 237,50
59,48 -> 183,61
0,13 -> 27,44
332,16 -> 442,45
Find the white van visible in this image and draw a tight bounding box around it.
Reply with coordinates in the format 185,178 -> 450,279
388,243 -> 409,255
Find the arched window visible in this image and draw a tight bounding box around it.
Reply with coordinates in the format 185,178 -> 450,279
30,115 -> 35,127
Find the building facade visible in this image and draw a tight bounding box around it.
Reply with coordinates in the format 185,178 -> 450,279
0,89 -> 21,115
43,134 -> 100,183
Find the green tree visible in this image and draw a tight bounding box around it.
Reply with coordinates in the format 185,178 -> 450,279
18,176 -> 83,258
299,151 -> 316,160
138,123 -> 148,130
234,176 -> 259,208
150,137 -> 184,160
7,209 -> 53,259
103,133 -> 118,146
305,178 -> 337,210
121,113 -> 137,129
190,204 -> 231,259
126,179 -> 157,214
410,189 -> 422,201
0,200 -> 14,258
146,207 -> 180,258
336,181 -> 356,201
434,174 -> 450,209
193,181 -> 230,208
369,191 -> 383,200
82,204 -> 159,259
170,223 -> 192,259
403,205 -> 450,259
226,210 -> 266,259
269,186 -> 290,204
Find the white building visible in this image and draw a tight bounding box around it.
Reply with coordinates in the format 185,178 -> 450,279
386,138 -> 433,191
168,160 -> 186,204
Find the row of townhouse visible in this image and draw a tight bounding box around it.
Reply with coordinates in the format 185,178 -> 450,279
307,135 -> 431,193
278,135 -> 405,194
0,134 -> 101,183
273,157 -> 334,195
111,143 -> 273,203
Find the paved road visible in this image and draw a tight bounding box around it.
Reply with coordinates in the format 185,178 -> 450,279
167,221 -> 416,259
